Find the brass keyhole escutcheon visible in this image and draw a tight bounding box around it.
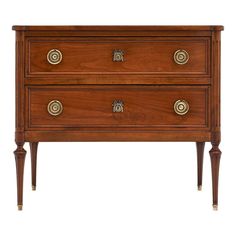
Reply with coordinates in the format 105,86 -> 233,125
112,100 -> 124,112
113,50 -> 124,62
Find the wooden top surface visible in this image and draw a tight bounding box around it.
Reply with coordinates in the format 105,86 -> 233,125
12,25 -> 224,31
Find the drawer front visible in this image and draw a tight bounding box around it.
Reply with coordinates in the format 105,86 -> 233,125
27,37 -> 210,76
26,86 -> 209,129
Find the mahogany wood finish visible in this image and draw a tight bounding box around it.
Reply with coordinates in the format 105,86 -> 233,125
196,142 -> 205,190
13,25 -> 223,210
27,86 -> 208,128
14,143 -> 26,211
27,38 -> 209,75
210,142 -> 221,211
29,142 -> 38,191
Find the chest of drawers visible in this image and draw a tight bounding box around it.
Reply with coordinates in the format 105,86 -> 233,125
13,25 -> 223,210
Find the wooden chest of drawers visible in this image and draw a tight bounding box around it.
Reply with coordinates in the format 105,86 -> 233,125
13,25 -> 223,210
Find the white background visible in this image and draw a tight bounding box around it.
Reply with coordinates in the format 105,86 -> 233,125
0,0 -> 234,235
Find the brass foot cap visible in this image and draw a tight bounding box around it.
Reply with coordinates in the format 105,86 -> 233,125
18,205 -> 23,211
213,204 -> 218,211
32,185 -> 36,191
198,185 -> 202,191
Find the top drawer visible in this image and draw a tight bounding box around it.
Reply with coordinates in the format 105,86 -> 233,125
26,37 -> 210,76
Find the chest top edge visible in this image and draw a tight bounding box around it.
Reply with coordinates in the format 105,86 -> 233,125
12,25 -> 224,32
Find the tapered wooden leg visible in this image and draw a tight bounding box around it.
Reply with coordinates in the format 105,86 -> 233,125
14,143 -> 26,210
196,142 -> 205,191
209,143 -> 221,210
30,142 -> 38,191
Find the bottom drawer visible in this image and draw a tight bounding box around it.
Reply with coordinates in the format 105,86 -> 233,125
26,85 -> 209,129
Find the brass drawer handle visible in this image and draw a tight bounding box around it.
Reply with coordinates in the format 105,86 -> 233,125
174,49 -> 189,65
47,100 -> 63,116
174,100 -> 189,115
47,49 -> 63,65
112,100 -> 124,112
113,50 -> 124,62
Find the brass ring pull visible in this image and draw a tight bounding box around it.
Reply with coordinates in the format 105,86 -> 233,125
113,50 -> 124,62
174,100 -> 189,115
47,49 -> 63,65
112,100 -> 124,112
174,49 -> 189,65
47,100 -> 63,116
